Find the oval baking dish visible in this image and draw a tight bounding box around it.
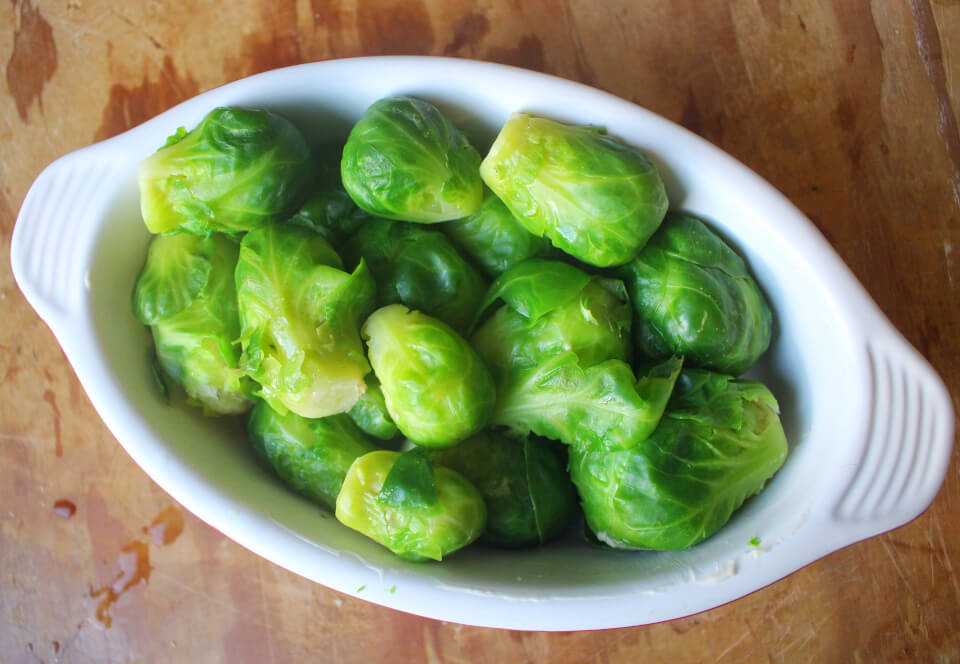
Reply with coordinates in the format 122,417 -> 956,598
10,57 -> 954,630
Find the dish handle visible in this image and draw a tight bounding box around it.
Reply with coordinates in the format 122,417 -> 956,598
11,145 -> 134,330
830,322 -> 954,534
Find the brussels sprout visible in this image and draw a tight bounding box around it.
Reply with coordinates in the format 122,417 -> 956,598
344,218 -> 487,332
133,233 -> 254,415
432,432 -> 577,547
569,370 -> 788,550
469,260 -> 679,449
618,213 -> 773,375
335,449 -> 487,561
341,97 -> 483,223
362,305 -> 496,448
442,190 -> 552,277
139,107 -> 314,235
235,225 -> 375,418
347,374 -> 399,441
248,401 -> 377,510
480,114 -> 668,267
470,260 -> 631,379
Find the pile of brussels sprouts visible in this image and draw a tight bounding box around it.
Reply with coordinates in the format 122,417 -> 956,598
133,98 -> 787,561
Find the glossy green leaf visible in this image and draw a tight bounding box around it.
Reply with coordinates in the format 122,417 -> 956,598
378,448 -> 438,511
493,353 -> 681,450
432,432 -> 577,547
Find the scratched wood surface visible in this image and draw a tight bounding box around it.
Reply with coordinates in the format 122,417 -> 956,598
2,1 -> 959,662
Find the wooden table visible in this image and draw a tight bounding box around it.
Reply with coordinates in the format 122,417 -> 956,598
2,1 -> 958,661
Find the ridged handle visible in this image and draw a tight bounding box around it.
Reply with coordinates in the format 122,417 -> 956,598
11,149 -> 130,323
833,331 -> 954,526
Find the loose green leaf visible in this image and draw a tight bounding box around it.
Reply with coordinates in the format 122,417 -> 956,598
378,448 -> 439,511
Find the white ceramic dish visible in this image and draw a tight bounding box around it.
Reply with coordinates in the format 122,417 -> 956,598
11,57 -> 954,630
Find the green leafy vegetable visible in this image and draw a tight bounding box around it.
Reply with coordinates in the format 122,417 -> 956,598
235,224 -> 375,418
471,260 -> 631,379
378,448 -> 438,510
442,189 -> 552,277
347,374 -> 399,441
569,370 -> 788,550
432,432 -> 577,547
344,218 -> 487,332
336,450 -> 487,561
133,233 -> 254,414
248,401 -> 377,510
480,113 -> 668,266
618,213 -> 773,375
139,107 -> 313,235
363,305 -> 496,448
341,97 -> 483,223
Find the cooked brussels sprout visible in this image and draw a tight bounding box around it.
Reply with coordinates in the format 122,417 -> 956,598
441,190 -> 552,277
335,449 -> 487,561
248,401 -> 377,510
480,113 -> 668,267
133,233 -> 254,414
235,225 -> 375,418
341,97 -> 483,223
347,374 -> 399,441
470,260 -> 631,379
363,305 -> 496,448
470,260 -> 680,449
569,370 -> 788,550
139,107 -> 314,235
619,213 -> 773,375
432,432 -> 577,547
344,218 -> 487,332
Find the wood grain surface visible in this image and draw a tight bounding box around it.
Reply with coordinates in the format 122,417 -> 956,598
2,1 -> 959,662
